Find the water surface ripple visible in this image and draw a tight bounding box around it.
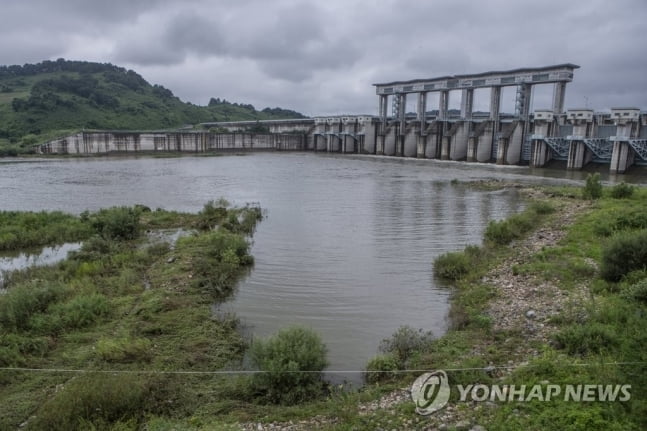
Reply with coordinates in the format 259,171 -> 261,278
1,153 -> 596,381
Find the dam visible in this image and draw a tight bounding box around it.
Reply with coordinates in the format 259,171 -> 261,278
39,64 -> 647,174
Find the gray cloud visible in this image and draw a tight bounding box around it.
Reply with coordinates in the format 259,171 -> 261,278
0,0 -> 646,115
164,13 -> 225,56
34,0 -> 173,21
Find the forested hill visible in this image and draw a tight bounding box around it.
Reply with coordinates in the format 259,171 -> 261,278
0,59 -> 306,154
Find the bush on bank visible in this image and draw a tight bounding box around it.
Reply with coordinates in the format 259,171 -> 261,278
195,199 -> 229,230
28,373 -> 163,431
378,325 -> 434,367
177,228 -> 255,299
433,251 -> 471,279
83,206 -> 141,240
434,245 -> 489,281
623,278 -> 647,303
582,173 -> 603,200
600,229 -> 647,281
249,326 -> 328,404
610,182 -> 635,199
365,354 -> 399,384
484,210 -> 537,245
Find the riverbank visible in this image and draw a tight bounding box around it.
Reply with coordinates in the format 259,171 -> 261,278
0,203 -> 263,429
2,177 -> 645,430
234,180 -> 646,430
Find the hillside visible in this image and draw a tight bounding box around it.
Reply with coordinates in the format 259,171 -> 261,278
0,59 -> 306,155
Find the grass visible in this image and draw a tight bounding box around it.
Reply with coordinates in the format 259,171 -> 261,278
2,185 -> 646,430
464,185 -> 647,430
434,201 -> 555,281
483,201 -> 555,246
402,184 -> 647,430
0,210 -> 93,251
0,203 -> 262,429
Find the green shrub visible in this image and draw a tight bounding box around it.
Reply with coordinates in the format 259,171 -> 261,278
48,294 -> 110,329
29,373 -> 159,430
249,326 -> 328,404
434,251 -> 470,280
180,229 -> 253,298
593,222 -> 614,237
86,206 -> 140,240
0,345 -> 23,367
553,323 -> 618,355
528,200 -> 555,215
484,212 -> 535,245
195,199 -> 228,230
582,173 -> 603,200
238,205 -> 263,234
222,212 -> 241,232
621,269 -> 647,285
623,278 -> 647,303
74,235 -> 114,261
533,403 -> 631,431
595,210 -> 647,237
379,325 -> 434,366
613,210 -> 647,231
0,281 -> 68,330
73,261 -> 104,278
469,313 -> 493,330
610,182 -> 635,199
365,354 -> 399,384
600,230 -> 647,281
182,229 -> 251,263
482,203 -> 554,246
96,337 -> 153,363
0,334 -> 50,365
0,210 -> 92,251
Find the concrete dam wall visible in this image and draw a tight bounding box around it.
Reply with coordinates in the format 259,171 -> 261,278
39,65 -> 647,174
39,131 -> 305,155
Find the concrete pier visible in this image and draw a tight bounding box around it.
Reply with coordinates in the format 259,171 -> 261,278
609,108 -> 642,173
467,121 -> 492,162
566,109 -> 595,169
611,140 -> 635,174
529,110 -> 555,167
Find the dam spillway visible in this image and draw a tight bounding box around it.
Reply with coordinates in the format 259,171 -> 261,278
39,64 -> 647,174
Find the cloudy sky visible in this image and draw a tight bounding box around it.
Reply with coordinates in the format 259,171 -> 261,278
2,0 -> 646,116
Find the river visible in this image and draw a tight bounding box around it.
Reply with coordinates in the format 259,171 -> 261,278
0,153 -> 643,383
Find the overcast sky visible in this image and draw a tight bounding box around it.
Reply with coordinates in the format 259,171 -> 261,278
2,0 -> 646,116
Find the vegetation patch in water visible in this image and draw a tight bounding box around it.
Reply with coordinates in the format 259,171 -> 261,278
0,210 -> 92,251
0,202 -> 265,430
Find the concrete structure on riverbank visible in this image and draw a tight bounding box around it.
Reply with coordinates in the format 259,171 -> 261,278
39,64 -> 646,174
39,130 -> 306,154
369,64 -> 646,174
